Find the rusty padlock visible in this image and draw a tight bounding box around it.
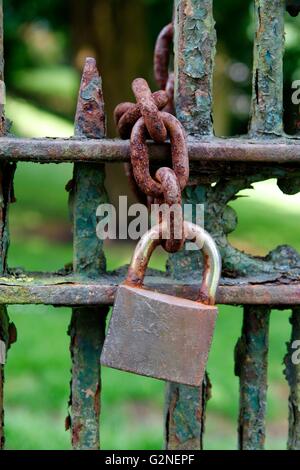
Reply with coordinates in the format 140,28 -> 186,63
101,221 -> 221,386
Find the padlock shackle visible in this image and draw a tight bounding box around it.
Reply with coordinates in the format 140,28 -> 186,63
126,222 -> 222,305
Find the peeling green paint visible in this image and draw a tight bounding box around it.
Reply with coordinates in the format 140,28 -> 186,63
72,163 -> 107,277
165,375 -> 210,450
68,306 -> 106,450
174,0 -> 216,136
68,58 -> 109,450
250,0 -> 285,136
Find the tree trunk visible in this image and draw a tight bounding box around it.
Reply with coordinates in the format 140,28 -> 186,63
71,0 -> 154,137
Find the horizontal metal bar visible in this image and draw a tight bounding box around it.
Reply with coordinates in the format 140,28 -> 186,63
1,136 -> 300,164
0,272 -> 300,306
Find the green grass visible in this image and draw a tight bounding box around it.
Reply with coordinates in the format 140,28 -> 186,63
3,97 -> 299,450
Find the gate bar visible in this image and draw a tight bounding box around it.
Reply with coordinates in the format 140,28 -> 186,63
3,137 -> 300,163
0,0 -> 16,450
67,58 -> 109,450
174,0 -> 216,136
284,308 -> 300,450
235,0 -> 286,450
235,306 -> 271,450
250,0 -> 285,137
0,274 -> 300,306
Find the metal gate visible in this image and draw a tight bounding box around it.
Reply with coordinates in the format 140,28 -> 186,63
0,0 -> 300,451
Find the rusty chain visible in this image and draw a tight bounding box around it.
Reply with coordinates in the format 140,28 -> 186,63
114,24 -> 188,253
130,106 -> 188,197
114,90 -> 168,140
154,167 -> 184,253
154,23 -> 174,114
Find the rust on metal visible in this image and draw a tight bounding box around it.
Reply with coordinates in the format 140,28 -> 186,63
115,78 -> 177,216
101,222 -> 220,387
154,167 -> 184,253
235,306 -> 271,450
165,374 -> 211,450
4,137 -> 300,164
0,271 -> 300,306
115,77 -> 187,253
130,112 -> 188,197
125,222 -> 221,304
74,57 -> 106,139
154,23 -> 175,114
284,308 -> 300,450
68,57 -> 109,450
132,78 -> 167,143
174,0 -> 216,136
154,23 -> 173,90
114,102 -> 135,126
114,91 -> 168,140
250,0 -> 285,137
101,283 -> 217,387
165,0 -> 216,451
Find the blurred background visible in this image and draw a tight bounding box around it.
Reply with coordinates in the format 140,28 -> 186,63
3,0 -> 300,450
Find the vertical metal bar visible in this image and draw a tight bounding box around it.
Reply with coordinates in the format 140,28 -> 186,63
67,58 -> 109,450
165,375 -> 211,450
284,308 -> 300,450
164,0 -> 216,451
0,0 -> 16,450
250,0 -> 285,137
235,0 -> 283,450
234,306 -> 271,450
174,0 -> 216,136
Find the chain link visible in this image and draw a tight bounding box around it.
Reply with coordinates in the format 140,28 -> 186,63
114,90 -> 168,140
154,23 -> 173,91
114,23 -> 188,253
154,167 -> 184,253
130,111 -> 188,198
154,23 -> 174,114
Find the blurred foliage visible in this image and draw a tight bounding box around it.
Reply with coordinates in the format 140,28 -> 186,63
4,0 -> 300,134
4,0 -> 71,70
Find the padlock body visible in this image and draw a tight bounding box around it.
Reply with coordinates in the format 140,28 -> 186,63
101,284 -> 218,386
